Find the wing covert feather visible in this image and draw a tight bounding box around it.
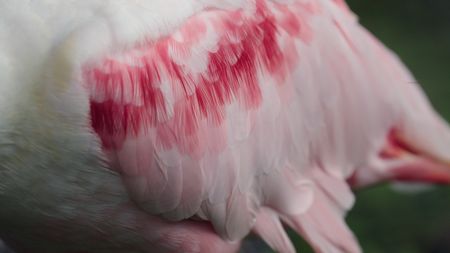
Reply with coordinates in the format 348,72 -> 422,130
82,0 -> 415,249
84,0 -> 318,241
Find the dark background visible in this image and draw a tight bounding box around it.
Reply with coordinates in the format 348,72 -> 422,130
291,1 -> 450,252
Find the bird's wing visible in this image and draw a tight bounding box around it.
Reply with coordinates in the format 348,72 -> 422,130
80,0 -> 392,251
83,0 -> 322,243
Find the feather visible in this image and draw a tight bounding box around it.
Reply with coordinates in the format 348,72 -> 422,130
84,0 -> 318,240
80,0 -> 447,249
2,0 -> 450,252
253,208 -> 296,253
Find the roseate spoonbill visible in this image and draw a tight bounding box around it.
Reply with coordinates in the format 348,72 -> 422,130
0,0 -> 449,252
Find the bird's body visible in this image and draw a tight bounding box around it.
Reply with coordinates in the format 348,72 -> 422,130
1,0 -> 449,252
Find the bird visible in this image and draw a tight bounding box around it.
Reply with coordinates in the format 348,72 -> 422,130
0,0 -> 449,252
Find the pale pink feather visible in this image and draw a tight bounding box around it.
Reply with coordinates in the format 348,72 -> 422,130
78,0 -> 450,252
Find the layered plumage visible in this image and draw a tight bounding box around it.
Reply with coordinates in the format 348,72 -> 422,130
0,0 -> 449,253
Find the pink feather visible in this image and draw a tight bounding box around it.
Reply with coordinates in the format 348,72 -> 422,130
1,0 -> 449,252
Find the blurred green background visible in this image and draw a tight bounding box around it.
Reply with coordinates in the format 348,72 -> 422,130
293,1 -> 450,253
242,1 -> 450,253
